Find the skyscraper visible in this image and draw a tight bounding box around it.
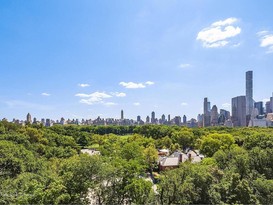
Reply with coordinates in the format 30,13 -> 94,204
121,110 -> 124,120
232,96 -> 246,127
246,71 -> 253,116
151,111 -> 155,124
211,105 -> 218,126
203,97 -> 211,127
271,93 -> 273,113
183,115 -> 187,124
146,116 -> 150,124
26,113 -> 32,124
254,101 -> 263,115
265,101 -> 271,114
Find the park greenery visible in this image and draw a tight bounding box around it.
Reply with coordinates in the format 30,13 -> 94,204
0,121 -> 273,204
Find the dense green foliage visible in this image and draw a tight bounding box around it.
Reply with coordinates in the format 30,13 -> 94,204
1,122 -> 273,204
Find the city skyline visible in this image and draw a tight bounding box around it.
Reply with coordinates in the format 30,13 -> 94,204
1,1 -> 273,121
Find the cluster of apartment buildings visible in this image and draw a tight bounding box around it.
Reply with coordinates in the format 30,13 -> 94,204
3,71 -> 273,128
200,71 -> 273,127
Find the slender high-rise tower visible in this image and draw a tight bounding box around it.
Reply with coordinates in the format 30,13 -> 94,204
26,113 -> 32,124
232,96 -> 246,127
203,97 -> 211,127
211,105 -> 218,126
121,110 -> 124,120
246,71 -> 253,116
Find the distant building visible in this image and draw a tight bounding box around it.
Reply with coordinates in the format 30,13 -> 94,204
246,71 -> 254,126
232,96 -> 246,127
26,113 -> 32,124
265,101 -> 271,114
45,119 -> 52,127
271,94 -> 273,113
219,109 -> 230,125
254,101 -> 263,116
146,116 -> 150,124
151,111 -> 155,124
137,115 -> 141,122
197,114 -> 203,127
174,116 -> 181,126
211,105 -> 218,126
183,115 -> 187,125
121,110 -> 124,120
168,114 -> 171,123
203,97 -> 211,127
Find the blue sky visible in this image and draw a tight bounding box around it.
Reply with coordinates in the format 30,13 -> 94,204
1,0 -> 273,121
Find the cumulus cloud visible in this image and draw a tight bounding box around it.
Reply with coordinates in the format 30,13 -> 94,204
103,102 -> 117,106
179,64 -> 192,68
76,92 -> 112,105
222,103 -> 231,108
75,91 -> 126,105
111,92 -> 126,97
119,82 -> 146,89
257,31 -> 273,53
41,92 -> 51,96
181,102 -> 188,106
78,83 -> 90,87
145,81 -> 155,85
119,81 -> 155,89
262,98 -> 270,103
133,102 -> 140,106
197,17 -> 241,48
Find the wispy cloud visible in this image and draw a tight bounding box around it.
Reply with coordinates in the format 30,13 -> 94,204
75,91 -> 125,105
119,82 -> 146,89
104,102 -> 117,106
78,83 -> 90,87
145,81 -> 155,85
257,31 -> 273,53
41,92 -> 51,96
181,102 -> 188,106
119,81 -> 154,89
76,92 -> 112,105
262,98 -> 270,103
222,103 -> 231,108
179,63 -> 192,69
197,17 -> 241,48
111,92 -> 126,97
133,102 -> 140,106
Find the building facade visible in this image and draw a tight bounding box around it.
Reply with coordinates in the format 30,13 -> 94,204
232,96 -> 246,127
203,97 -> 211,127
246,71 -> 253,116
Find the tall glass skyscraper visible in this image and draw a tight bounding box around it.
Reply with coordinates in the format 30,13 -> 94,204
246,71 -> 253,116
232,96 -> 246,127
203,97 -> 211,127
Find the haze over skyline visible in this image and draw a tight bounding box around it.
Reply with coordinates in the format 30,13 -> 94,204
1,0 -> 273,121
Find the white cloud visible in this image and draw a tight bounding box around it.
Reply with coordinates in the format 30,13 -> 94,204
262,98 -> 270,103
111,92 -> 126,97
75,91 -> 126,106
222,103 -> 231,108
133,102 -> 140,106
119,82 -> 146,89
257,31 -> 273,53
76,92 -> 112,105
145,81 -> 155,85
181,102 -> 188,106
179,64 -> 191,68
103,102 -> 117,106
41,92 -> 51,96
78,83 -> 90,87
119,81 -> 154,88
197,17 -> 241,48
212,18 -> 237,26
